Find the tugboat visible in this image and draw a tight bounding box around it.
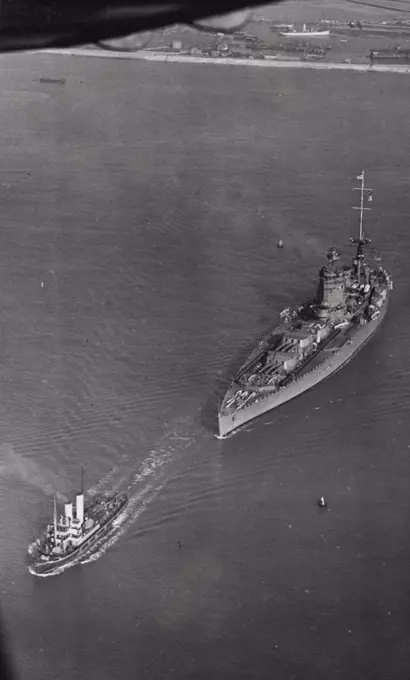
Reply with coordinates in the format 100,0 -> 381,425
29,470 -> 128,575
217,172 -> 393,438
318,496 -> 327,508
277,240 -> 284,249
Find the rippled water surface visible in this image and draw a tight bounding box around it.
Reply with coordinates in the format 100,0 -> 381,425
0,53 -> 409,679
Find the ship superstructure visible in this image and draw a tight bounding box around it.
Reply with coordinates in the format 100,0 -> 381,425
217,172 -> 392,438
29,470 -> 128,575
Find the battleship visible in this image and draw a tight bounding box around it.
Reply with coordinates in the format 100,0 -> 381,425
217,172 -> 393,438
29,471 -> 128,575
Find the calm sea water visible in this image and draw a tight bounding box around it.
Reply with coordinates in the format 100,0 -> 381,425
0,52 -> 409,680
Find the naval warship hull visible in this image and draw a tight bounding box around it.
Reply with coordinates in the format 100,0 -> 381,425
30,495 -> 128,575
218,293 -> 389,438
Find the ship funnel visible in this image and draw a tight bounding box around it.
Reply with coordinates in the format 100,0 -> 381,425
64,502 -> 73,522
76,493 -> 84,524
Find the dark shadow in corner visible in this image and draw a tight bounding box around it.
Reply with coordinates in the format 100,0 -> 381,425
0,606 -> 14,680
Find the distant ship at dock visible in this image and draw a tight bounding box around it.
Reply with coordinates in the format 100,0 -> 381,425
217,172 -> 392,438
278,24 -> 330,37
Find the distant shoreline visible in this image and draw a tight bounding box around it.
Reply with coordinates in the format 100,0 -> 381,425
39,47 -> 410,74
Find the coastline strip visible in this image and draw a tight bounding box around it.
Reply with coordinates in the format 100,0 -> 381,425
37,47 -> 410,74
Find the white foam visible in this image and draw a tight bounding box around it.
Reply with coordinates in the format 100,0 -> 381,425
80,481 -> 165,565
87,465 -> 119,496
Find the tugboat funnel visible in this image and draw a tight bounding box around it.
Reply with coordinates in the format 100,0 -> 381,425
64,502 -> 73,522
76,494 -> 84,524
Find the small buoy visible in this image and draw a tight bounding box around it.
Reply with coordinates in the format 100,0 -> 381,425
318,496 -> 327,508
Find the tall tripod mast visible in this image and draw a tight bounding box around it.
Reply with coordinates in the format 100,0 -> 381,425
351,171 -> 372,281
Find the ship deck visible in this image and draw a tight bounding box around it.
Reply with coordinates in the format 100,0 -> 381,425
286,323 -> 355,382
236,329 -> 286,380
222,319 -> 361,413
